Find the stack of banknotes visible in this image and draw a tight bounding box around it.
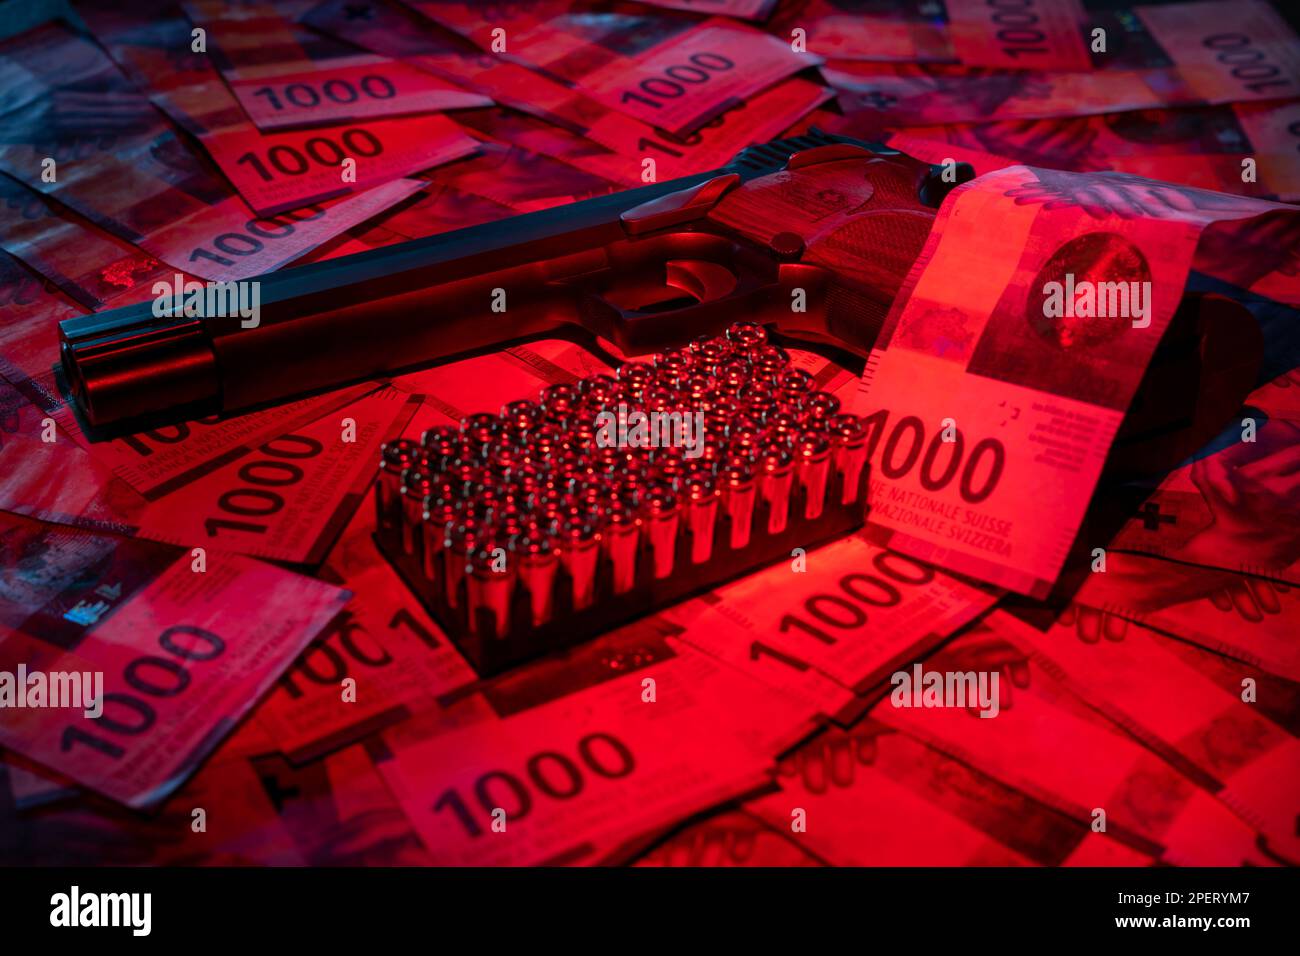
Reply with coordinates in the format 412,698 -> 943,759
1,0 -> 1298,867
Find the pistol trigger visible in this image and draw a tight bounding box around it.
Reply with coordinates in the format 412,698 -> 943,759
595,259 -> 738,315
577,258 -> 751,354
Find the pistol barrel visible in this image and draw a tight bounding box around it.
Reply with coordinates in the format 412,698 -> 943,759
59,176 -> 704,428
59,131 -> 941,429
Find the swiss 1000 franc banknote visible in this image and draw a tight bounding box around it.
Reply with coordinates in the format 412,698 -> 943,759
746,720 -> 1151,865
853,165 -> 1298,597
376,644 -> 812,866
1071,550 -> 1300,683
874,613 -> 1283,865
408,1 -> 817,137
0,511 -> 349,807
1101,374 -> 1300,587
998,610 -> 1300,863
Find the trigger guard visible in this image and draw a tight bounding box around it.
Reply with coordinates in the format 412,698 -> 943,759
577,270 -> 772,355
664,259 -> 738,302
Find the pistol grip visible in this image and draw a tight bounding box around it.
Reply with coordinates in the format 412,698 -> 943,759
706,147 -> 972,355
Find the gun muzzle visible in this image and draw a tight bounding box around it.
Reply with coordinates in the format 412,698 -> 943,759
61,315 -> 222,426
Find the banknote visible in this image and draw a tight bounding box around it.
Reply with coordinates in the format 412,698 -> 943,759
246,745 -> 433,865
0,165 -> 428,298
998,610 -> 1300,862
0,248 -> 100,449
1101,387 -> 1300,585
635,0 -> 781,22
855,164 -> 1297,597
0,21 -> 225,239
778,0 -> 1141,70
776,0 -> 1293,73
1134,0 -> 1300,95
942,0 -> 1092,71
376,644 -> 807,865
672,596 -> 864,726
765,0 -> 955,65
254,504 -> 475,763
369,627 -> 767,868
0,243 -> 82,347
0,752 -> 306,865
746,719 -> 1152,865
830,61 -> 1269,126
409,2 -> 818,135
225,57 -> 492,130
3,689 -> 409,866
896,102 -> 1300,201
5,331 -> 378,512
5,368 -> 436,567
180,0 -> 491,128
147,178 -> 431,279
674,534 -> 999,695
306,0 -> 832,182
311,0 -> 627,136
1147,619 -> 1300,740
632,809 -> 823,867
873,614 -> 1281,864
770,0 -> 1124,70
829,3 -> 1300,125
0,18 -> 426,273
577,76 -> 833,179
0,374 -> 148,535
184,0 -> 372,75
77,3 -> 479,216
564,18 -> 819,137
418,137 -> 618,211
198,111 -> 479,216
0,173 -> 177,311
459,78 -> 833,186
1070,550 -> 1300,683
0,511 -> 350,807
126,386 -> 422,563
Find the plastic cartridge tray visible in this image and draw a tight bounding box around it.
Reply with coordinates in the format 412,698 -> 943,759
375,324 -> 869,677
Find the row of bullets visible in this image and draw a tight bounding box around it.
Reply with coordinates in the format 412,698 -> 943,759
375,323 -> 869,638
